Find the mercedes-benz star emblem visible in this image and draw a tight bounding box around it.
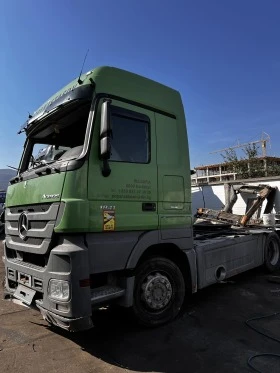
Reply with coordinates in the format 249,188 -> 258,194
18,212 -> 29,240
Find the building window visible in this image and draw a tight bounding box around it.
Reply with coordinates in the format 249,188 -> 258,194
110,107 -> 150,164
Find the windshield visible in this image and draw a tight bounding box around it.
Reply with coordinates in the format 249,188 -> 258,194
29,144 -> 72,168
23,101 -> 91,172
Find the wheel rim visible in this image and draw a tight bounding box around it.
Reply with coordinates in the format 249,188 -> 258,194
141,272 -> 173,311
268,240 -> 280,266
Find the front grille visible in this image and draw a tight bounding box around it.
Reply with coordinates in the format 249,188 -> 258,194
9,203 -> 51,214
12,236 -> 44,246
30,221 -> 49,229
5,202 -> 60,256
9,221 -> 48,229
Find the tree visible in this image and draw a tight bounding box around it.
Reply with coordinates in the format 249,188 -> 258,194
221,143 -> 266,179
243,143 -> 265,178
243,143 -> 259,159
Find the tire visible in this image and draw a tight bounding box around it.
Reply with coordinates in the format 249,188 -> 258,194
264,232 -> 280,273
133,256 -> 185,327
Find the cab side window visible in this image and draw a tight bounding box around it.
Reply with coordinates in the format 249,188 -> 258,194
110,106 -> 150,164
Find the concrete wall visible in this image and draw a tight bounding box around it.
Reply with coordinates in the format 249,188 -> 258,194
191,177 -> 280,217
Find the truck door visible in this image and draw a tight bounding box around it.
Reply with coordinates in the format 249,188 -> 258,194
88,99 -> 158,232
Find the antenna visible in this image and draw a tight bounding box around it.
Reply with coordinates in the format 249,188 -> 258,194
77,49 -> 89,85
7,165 -> 18,171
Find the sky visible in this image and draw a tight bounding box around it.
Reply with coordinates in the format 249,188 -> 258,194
1,0 -> 280,169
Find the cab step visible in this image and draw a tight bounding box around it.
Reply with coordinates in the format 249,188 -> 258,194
90,286 -> 125,305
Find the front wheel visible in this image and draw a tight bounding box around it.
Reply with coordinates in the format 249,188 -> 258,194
133,257 -> 185,327
264,232 -> 280,272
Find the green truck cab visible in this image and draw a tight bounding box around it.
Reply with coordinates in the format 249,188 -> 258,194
3,66 -> 280,331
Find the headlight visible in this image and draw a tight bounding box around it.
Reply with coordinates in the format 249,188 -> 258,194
48,279 -> 70,301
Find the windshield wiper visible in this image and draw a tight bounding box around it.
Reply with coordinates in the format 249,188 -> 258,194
34,159 -> 54,167
26,158 -> 60,175
34,161 -> 60,175
7,165 -> 19,171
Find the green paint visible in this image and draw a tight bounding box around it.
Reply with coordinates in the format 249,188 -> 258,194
55,162 -> 89,233
6,66 -> 192,234
5,173 -> 65,207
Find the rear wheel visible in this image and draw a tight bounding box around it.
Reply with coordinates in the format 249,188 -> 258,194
133,257 -> 185,327
264,232 -> 280,272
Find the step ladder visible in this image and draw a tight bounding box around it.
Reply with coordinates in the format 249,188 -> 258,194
90,286 -> 125,305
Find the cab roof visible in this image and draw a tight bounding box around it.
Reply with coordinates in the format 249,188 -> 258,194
33,66 -> 183,119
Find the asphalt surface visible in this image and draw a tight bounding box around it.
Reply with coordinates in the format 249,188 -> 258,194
1,236 -> 280,373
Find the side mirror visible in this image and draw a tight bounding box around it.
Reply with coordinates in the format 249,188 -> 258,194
100,99 -> 112,177
100,100 -> 112,160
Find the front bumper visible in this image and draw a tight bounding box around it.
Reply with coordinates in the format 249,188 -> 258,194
4,235 -> 93,331
36,300 -> 93,332
3,283 -> 93,332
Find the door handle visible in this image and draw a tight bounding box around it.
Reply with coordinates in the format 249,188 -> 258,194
142,203 -> 156,212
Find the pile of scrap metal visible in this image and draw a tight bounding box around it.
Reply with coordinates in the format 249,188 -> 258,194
195,183 -> 277,228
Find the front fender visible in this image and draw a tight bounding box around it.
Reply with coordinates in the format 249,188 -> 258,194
125,229 -> 197,293
125,230 -> 160,269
